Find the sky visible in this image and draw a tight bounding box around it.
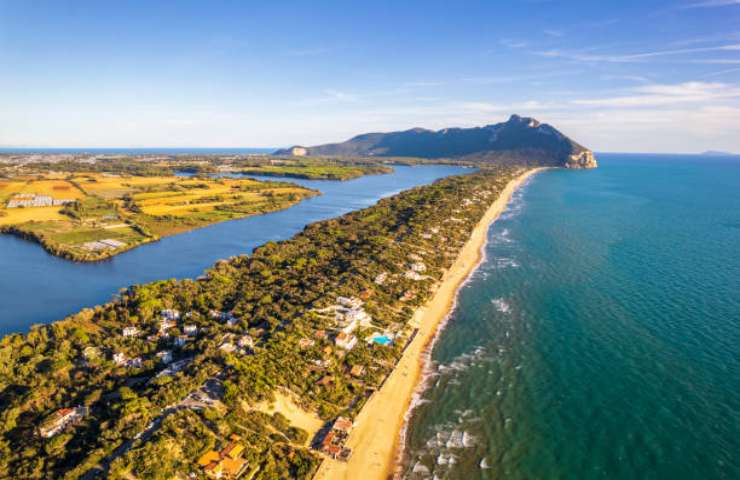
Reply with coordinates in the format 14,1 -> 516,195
1,0 -> 739,153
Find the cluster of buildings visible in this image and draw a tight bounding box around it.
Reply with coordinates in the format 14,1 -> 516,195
37,406 -> 88,438
81,238 -> 127,252
198,434 -> 249,478
6,193 -> 74,208
218,332 -> 255,354
318,417 -> 353,461
326,296 -> 374,351
114,309 -> 202,371
404,260 -> 427,281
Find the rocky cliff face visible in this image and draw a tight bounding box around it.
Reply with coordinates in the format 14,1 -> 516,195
276,114 -> 597,169
565,150 -> 598,169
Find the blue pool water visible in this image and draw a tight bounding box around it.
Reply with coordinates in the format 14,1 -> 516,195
371,335 -> 393,346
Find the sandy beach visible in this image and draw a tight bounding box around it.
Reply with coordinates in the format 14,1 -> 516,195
313,167 -> 544,480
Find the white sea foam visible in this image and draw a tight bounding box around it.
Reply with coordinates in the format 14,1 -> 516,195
491,297 -> 511,313
397,171 -> 543,478
493,257 -> 520,269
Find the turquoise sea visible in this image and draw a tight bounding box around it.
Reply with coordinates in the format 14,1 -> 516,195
402,154 -> 740,479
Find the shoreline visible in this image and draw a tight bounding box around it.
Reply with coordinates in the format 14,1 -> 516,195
313,167 -> 545,480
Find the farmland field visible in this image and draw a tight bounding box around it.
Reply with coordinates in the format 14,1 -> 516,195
0,173 -> 317,261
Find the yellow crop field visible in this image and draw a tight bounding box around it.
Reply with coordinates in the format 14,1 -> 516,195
0,206 -> 67,226
18,180 -> 85,199
1,171 -> 316,260
142,202 -> 225,216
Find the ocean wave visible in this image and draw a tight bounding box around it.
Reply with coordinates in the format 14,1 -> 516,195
491,297 -> 511,313
493,257 -> 520,269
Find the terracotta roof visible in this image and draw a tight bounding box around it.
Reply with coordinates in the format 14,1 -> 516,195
198,451 -> 220,467
333,417 -> 353,432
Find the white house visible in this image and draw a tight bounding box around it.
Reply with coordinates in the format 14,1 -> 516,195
335,332 -> 358,350
160,309 -> 181,321
122,326 -> 139,337
113,352 -> 127,365
157,350 -> 173,364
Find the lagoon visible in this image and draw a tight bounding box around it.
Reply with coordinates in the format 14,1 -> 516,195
0,165 -> 468,335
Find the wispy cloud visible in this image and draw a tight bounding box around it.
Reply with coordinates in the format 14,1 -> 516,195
605,74 -> 652,83
682,0 -> 740,8
690,58 -> 740,64
543,29 -> 564,37
573,81 -> 740,107
537,44 -> 740,63
703,67 -> 740,77
462,69 -> 580,85
499,39 -> 528,49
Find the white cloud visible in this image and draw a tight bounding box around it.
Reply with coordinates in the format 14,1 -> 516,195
683,0 -> 740,8
574,81 -> 740,107
499,39 -> 528,49
537,44 -> 740,63
543,29 -> 564,37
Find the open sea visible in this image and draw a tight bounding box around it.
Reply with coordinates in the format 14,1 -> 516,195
401,154 -> 740,479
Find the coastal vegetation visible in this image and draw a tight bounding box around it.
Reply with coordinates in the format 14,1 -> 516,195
236,163 -> 391,180
0,173 -> 317,261
0,164 -> 524,479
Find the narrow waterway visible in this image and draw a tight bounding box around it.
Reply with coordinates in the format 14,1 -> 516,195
0,165 -> 469,335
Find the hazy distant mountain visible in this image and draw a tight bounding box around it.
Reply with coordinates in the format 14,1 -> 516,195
701,150 -> 735,156
276,114 -> 597,169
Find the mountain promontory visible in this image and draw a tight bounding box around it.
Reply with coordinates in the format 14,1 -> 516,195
276,114 -> 597,169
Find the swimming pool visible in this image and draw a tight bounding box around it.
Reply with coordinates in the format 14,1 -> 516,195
371,335 -> 393,346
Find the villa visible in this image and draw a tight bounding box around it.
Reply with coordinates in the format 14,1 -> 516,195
237,335 -> 254,349
198,434 -> 249,479
122,326 -> 139,337
113,352 -> 126,365
410,262 -> 426,273
156,350 -> 173,364
334,332 -> 358,350
404,270 -> 424,281
126,357 -> 143,368
160,318 -> 176,333
184,324 -> 198,336
336,296 -> 362,309
38,406 -> 87,438
219,342 -> 237,353
160,309 -> 181,321
299,338 -> 315,349
318,417 -> 353,461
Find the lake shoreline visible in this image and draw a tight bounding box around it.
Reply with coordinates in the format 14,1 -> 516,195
313,167 -> 546,480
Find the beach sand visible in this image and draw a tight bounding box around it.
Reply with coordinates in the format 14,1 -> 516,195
313,167 -> 544,480
253,391 -> 324,446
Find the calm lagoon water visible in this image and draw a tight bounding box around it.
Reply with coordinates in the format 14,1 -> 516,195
402,154 -> 740,479
0,165 -> 467,335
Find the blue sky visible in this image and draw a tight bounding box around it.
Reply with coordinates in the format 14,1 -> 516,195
1,0 -> 739,152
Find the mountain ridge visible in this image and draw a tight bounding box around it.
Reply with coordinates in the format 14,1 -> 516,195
275,114 -> 597,169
